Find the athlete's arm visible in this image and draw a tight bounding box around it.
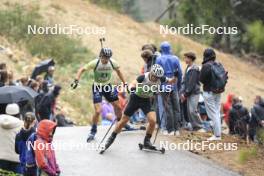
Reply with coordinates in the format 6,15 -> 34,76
115,68 -> 126,84
128,75 -> 144,93
75,67 -> 86,81
75,59 -> 97,81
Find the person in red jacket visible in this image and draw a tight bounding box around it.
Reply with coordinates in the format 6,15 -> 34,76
223,94 -> 234,125
35,120 -> 60,176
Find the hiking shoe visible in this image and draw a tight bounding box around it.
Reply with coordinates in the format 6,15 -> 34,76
175,130 -> 180,136
168,131 -> 175,136
197,128 -> 207,133
162,130 -> 168,135
207,135 -> 221,141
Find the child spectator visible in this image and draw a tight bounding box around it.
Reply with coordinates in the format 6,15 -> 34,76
15,112 -> 36,175
35,120 -> 60,176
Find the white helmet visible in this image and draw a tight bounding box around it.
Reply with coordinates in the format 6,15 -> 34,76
150,64 -> 164,78
6,103 -> 20,115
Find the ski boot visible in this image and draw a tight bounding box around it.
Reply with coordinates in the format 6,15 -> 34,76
138,134 -> 165,154
87,125 -> 97,143
100,132 -> 117,154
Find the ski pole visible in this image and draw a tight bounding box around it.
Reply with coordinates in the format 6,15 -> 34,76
99,37 -> 105,48
153,92 -> 170,144
97,119 -> 116,150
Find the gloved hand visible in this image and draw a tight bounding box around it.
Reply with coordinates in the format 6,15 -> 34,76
71,79 -> 79,89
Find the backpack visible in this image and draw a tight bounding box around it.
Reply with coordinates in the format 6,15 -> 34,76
25,133 -> 37,168
210,62 -> 228,93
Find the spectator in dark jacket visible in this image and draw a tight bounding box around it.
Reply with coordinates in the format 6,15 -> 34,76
15,112 -> 36,175
249,96 -> 264,141
200,48 -> 222,141
180,52 -> 204,131
38,85 -> 61,121
0,70 -> 8,87
229,97 -> 250,139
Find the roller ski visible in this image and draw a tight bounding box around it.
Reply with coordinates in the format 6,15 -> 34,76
138,143 -> 165,154
138,135 -> 165,154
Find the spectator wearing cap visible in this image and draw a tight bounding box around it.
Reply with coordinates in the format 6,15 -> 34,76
0,103 -> 23,174
44,66 -> 55,87
180,52 -> 204,132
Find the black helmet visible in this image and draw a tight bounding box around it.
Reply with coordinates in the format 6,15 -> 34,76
203,48 -> 216,64
100,48 -> 112,58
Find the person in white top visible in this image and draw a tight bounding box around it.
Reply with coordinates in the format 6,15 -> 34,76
0,103 -> 23,174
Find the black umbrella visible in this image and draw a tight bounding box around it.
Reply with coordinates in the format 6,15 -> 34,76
31,59 -> 55,79
0,86 -> 39,104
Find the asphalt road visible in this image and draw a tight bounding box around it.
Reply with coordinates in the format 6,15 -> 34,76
54,126 -> 240,176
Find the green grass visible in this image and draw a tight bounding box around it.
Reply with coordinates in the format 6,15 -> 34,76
256,128 -> 264,145
238,146 -> 258,164
50,3 -> 67,13
0,4 -> 96,125
0,169 -> 18,176
0,4 -> 89,65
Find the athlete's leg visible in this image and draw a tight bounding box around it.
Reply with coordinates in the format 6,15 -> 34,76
144,111 -> 156,147
113,115 -> 130,133
91,103 -> 102,130
87,85 -> 103,142
110,100 -> 122,121
103,94 -> 139,151
146,111 -> 157,135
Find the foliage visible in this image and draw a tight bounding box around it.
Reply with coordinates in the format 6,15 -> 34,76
89,0 -> 143,21
247,21 -> 264,55
0,4 -> 89,65
165,0 -> 264,59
